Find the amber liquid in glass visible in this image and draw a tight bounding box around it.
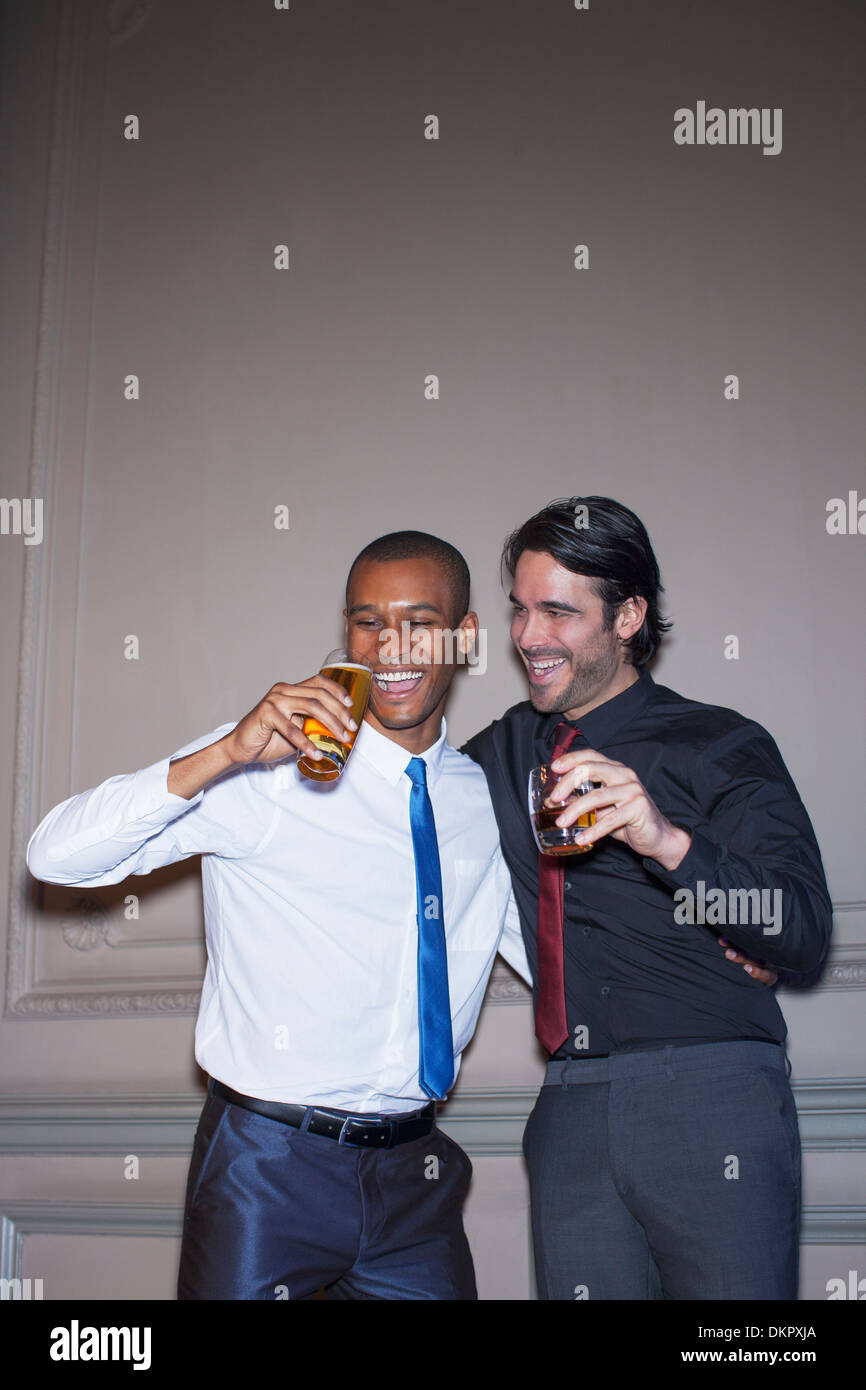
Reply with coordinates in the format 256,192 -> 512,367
533,805 -> 596,855
297,663 -> 372,782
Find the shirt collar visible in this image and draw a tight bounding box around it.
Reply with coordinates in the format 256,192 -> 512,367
353,716 -> 449,789
543,665 -> 655,749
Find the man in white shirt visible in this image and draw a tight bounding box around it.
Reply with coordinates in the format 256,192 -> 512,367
26,531 -> 530,1301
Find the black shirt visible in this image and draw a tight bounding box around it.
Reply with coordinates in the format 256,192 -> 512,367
461,667 -> 832,1056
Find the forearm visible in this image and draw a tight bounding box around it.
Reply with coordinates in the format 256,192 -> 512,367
167,735 -> 236,799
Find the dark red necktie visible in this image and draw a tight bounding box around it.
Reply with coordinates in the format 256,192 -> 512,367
535,723 -> 579,1055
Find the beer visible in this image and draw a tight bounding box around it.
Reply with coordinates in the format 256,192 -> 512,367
297,656 -> 372,782
528,764 -> 597,856
532,804 -> 596,855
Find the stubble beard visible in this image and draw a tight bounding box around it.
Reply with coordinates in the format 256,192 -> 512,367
528,633 -> 622,715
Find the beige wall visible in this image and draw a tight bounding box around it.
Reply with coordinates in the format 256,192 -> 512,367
1,0 -> 863,1300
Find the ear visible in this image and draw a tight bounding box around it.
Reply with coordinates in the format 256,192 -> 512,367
455,610 -> 479,657
615,596 -> 646,642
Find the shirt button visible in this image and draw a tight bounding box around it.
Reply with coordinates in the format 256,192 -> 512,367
564,880 -> 572,892
600,986 -> 610,997
582,925 -> 591,937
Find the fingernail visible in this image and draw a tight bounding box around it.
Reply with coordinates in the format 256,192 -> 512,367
745,965 -> 753,974
725,950 -> 736,959
348,719 -> 358,730
344,696 -> 352,705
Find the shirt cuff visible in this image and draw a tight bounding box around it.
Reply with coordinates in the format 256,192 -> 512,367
132,756 -> 205,822
642,827 -> 725,891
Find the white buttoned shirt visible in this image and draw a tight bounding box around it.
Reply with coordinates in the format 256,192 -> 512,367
26,718 -> 531,1112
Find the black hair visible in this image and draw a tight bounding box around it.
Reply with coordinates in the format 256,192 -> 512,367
346,530 -> 470,623
501,496 -> 672,666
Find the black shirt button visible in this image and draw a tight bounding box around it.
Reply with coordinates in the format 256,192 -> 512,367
600,986 -> 610,997
564,880 -> 572,891
582,925 -> 591,936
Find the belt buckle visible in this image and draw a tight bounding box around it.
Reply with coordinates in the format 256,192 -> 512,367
307,1108 -> 345,1140
338,1116 -> 393,1148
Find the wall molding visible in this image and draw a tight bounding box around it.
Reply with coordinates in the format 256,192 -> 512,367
0,1078 -> 864,1158
0,1202 -> 182,1287
4,2 -> 863,1028
1,1200 -> 863,1289
9,911 -> 864,1020
486,961 -> 532,1004
3,0 -> 136,1021
816,944 -> 866,991
799,1207 -> 866,1246
4,0 -> 204,1021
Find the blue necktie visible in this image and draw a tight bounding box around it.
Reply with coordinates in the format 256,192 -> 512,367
405,756 -> 454,1100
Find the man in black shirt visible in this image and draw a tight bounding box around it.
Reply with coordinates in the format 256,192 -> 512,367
462,496 -> 831,1300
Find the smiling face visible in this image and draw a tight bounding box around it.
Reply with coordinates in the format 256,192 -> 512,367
509,550 -> 646,719
345,556 -> 478,753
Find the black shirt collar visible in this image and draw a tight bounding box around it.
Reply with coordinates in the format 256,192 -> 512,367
543,665 -> 655,750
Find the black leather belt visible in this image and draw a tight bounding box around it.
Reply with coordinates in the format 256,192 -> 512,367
211,1080 -> 436,1149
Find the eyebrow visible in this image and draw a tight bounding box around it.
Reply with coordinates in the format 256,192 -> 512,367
348,602 -> 447,617
508,591 -> 581,613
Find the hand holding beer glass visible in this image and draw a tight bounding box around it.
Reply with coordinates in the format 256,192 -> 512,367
297,648 -> 373,782
528,763 -> 597,855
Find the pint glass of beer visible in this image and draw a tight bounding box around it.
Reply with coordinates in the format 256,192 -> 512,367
528,764 -> 596,855
297,649 -> 373,782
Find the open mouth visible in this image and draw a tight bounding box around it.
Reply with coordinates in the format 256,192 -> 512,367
525,655 -> 568,686
372,669 -> 426,699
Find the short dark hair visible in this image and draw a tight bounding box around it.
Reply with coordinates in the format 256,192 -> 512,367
346,530 -> 471,623
501,496 -> 672,666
